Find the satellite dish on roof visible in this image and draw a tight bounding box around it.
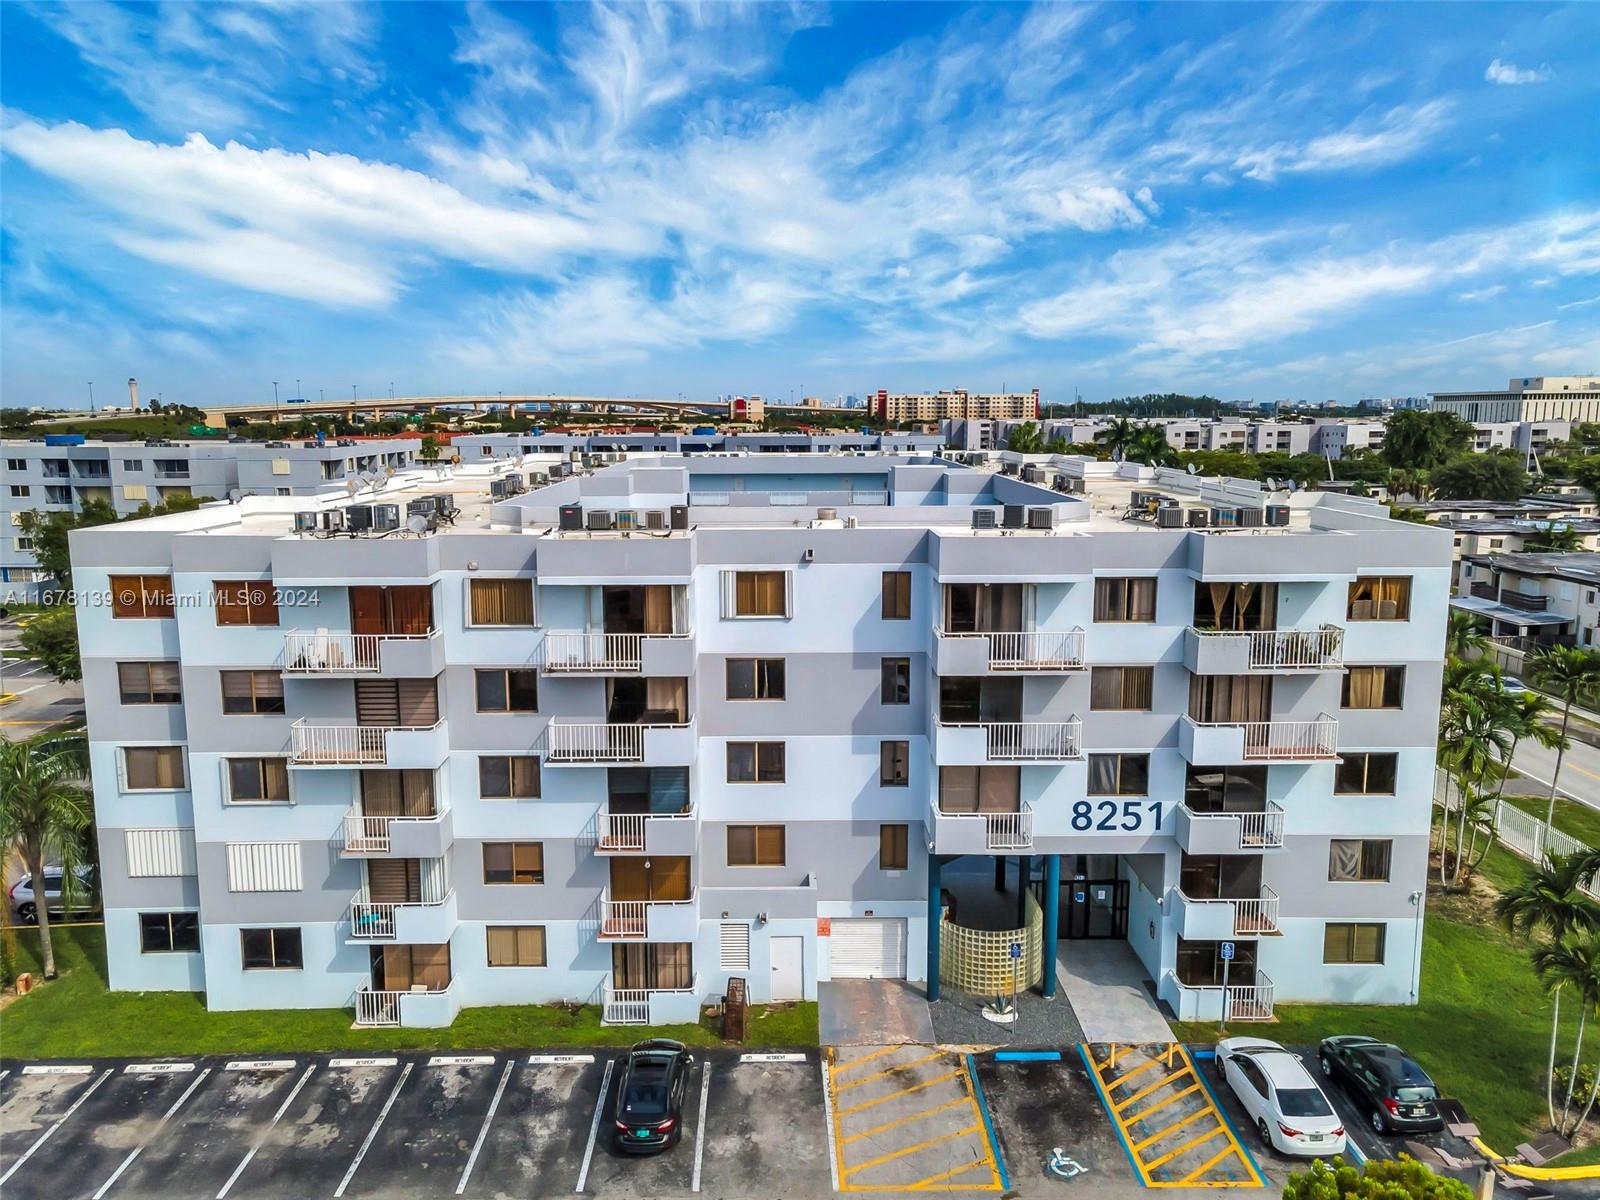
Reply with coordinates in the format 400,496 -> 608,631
227,488 -> 241,503
1286,479 -> 1299,493
406,514 -> 429,535
1265,477 -> 1280,491
450,454 -> 462,465
384,465 -> 396,476
1186,463 -> 1198,474
345,479 -> 361,496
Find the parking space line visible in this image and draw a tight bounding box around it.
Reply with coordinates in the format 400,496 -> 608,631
840,1097 -> 969,1146
908,1159 -> 992,1189
0,1067 -> 112,1187
820,1058 -> 841,1193
830,1046 -> 899,1075
1145,1125 -> 1225,1171
455,1059 -> 513,1196
93,1067 -> 212,1199
842,1124 -> 981,1178
835,1070 -> 961,1117
963,1055 -> 1008,1193
832,1050 -> 945,1093
1131,1103 -> 1211,1153
333,1061 -> 412,1198
216,1062 -> 317,1200
1124,1081 -> 1203,1126
1104,1055 -> 1165,1091
574,1058 -> 614,1194
691,1062 -> 710,1192
1181,1141 -> 1243,1184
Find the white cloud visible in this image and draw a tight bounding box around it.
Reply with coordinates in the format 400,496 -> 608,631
1486,58 -> 1550,86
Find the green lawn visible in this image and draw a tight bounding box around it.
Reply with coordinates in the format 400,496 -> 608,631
1503,790 -> 1600,847
1174,843 -> 1600,1166
2,926 -> 817,1058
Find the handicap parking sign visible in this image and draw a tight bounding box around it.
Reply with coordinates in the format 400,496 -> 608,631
1074,890 -> 1086,903
1219,941 -> 1235,961
1009,942 -> 1023,960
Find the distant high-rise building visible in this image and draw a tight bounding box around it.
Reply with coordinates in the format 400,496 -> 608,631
1431,376 -> 1600,423
873,389 -> 1039,422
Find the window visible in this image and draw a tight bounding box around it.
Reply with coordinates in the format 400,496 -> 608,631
5,458 -> 24,471
1323,922 -> 1386,964
240,927 -> 303,970
729,570 -> 788,617
8,485 -> 27,497
479,755 -> 541,800
727,824 -> 786,866
880,740 -> 910,786
117,662 -> 182,705
726,741 -> 786,783
227,758 -> 290,803
476,668 -> 538,712
882,571 -> 911,620
213,580 -> 280,626
726,657 -> 785,700
123,746 -> 185,790
880,657 -> 911,704
483,842 -> 544,885
1090,666 -> 1154,711
139,912 -> 199,953
1094,577 -> 1157,622
110,574 -> 174,619
1329,840 -> 1392,882
1334,752 -> 1398,794
1347,577 -> 1411,621
124,459 -> 142,472
879,824 -> 909,871
469,578 -> 534,626
1087,753 -> 1150,796
220,670 -> 285,714
486,925 -> 546,967
1342,666 -> 1405,709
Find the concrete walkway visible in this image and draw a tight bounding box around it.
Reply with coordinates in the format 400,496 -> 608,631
1056,940 -> 1174,1043
818,980 -> 936,1045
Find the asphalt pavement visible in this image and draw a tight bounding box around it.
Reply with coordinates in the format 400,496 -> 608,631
0,613 -> 85,739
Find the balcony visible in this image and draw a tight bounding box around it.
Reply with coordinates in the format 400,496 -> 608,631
542,631 -> 695,677
1170,887 -> 1281,940
596,808 -> 698,856
546,720 -> 696,766
933,629 -> 1086,675
1178,714 -> 1337,765
933,718 -> 1083,765
289,719 -> 448,769
1183,627 -> 1344,674
1161,970 -> 1276,1023
354,983 -> 460,1028
282,629 -> 443,677
347,886 -> 457,944
601,976 -> 701,1026
597,889 -> 700,942
152,468 -> 191,480
1174,803 -> 1286,854
928,800 -> 1034,854
340,806 -> 453,859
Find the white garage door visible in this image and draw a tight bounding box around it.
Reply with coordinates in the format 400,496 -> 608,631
829,919 -> 907,979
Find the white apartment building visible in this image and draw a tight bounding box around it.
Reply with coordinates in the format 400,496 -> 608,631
74,454 -> 1447,1030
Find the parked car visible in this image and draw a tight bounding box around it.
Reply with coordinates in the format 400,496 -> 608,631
1499,675 -> 1529,694
612,1039 -> 695,1154
7,865 -> 100,924
1215,1037 -> 1346,1157
1318,1036 -> 1444,1134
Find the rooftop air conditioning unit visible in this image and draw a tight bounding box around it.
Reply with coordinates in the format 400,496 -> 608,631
370,504 -> 400,532
644,510 -> 667,530
1238,507 -> 1265,528
1155,506 -> 1185,528
1186,508 -> 1210,528
558,505 -> 584,532
489,478 -> 513,499
346,504 -> 374,532
293,511 -> 319,534
407,497 -> 438,517
433,493 -> 457,517
1211,507 -> 1239,528
1027,507 -> 1055,529
336,439 -> 356,447
1002,505 -> 1027,529
265,441 -> 289,448
320,509 -> 347,532
1265,505 -> 1291,527
303,440 -> 319,449
586,510 -> 612,531
614,510 -> 638,531
972,509 -> 998,530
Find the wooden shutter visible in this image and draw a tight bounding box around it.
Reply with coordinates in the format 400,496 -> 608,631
367,858 -> 421,902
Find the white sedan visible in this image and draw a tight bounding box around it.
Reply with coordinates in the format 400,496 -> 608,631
1215,1037 -> 1347,1157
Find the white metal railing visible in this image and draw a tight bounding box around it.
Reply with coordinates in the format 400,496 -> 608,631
985,807 -> 1033,850
343,811 -> 393,854
1192,626 -> 1344,670
1176,886 -> 1281,936
597,809 -> 695,853
349,898 -> 397,939
1187,714 -> 1337,760
769,491 -> 809,505
940,628 -> 1087,670
688,491 -> 731,506
602,976 -> 699,1025
1180,802 -> 1286,850
547,721 -> 646,762
544,632 -> 644,672
1225,971 -> 1276,1021
285,630 -> 382,673
599,889 -> 697,939
355,987 -> 402,1026
974,719 -> 1083,760
292,720 -> 389,764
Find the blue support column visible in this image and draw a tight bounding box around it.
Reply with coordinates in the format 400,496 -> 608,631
927,851 -> 943,1002
1041,854 -> 1060,998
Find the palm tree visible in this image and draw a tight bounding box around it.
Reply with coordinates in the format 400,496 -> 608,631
1094,417 -> 1141,462
1444,610 -> 1491,660
1481,690 -> 1566,864
1129,425 -> 1177,467
0,736 -> 92,980
1005,422 -> 1044,454
1530,935 -> 1600,1136
1494,852 -> 1600,944
1528,645 -> 1600,848
1438,703 -> 1512,888
1524,523 -> 1584,553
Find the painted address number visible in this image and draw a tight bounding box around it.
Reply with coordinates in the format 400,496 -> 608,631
1070,800 -> 1163,833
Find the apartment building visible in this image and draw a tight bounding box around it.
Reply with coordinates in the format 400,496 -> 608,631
944,418 -> 1315,456
1310,420 -> 1386,458
74,453 -> 1447,1030
1452,551 -> 1600,648
233,439 -> 418,498
453,431 -> 944,459
874,389 -> 1039,423
1432,376 -> 1600,424
1467,420 -> 1574,455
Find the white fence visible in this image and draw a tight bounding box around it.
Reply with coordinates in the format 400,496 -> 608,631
602,987 -> 650,1024
983,808 -> 1034,850
1236,716 -> 1338,760
355,988 -> 402,1026
1232,887 -> 1280,935
1433,767 -> 1598,898
1193,627 -> 1344,670
1225,971 -> 1276,1021
343,812 -> 393,854
283,630 -> 383,673
982,720 -> 1083,760
543,632 -> 644,673
290,721 -> 388,765
547,722 -> 648,763
597,810 -> 694,853
1238,806 -> 1287,849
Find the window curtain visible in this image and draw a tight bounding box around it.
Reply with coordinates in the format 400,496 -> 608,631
645,677 -> 687,721
938,766 -> 978,813
1329,840 -> 1362,881
471,579 -> 532,625
1188,674 -> 1271,722
389,587 -> 434,635
644,586 -> 674,635
1344,667 -> 1386,709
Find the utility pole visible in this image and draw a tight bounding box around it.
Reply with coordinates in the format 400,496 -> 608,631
272,381 -> 279,421
87,381 -> 94,413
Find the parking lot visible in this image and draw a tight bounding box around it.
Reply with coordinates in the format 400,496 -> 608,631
0,1044 -> 1555,1199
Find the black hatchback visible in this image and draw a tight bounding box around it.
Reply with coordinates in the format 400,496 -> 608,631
1318,1036 -> 1444,1134
613,1039 -> 695,1154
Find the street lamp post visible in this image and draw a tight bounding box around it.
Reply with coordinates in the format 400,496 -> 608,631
87,381 -> 94,413
273,381 -> 279,421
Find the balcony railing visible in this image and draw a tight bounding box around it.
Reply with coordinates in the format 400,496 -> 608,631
602,977 -> 700,1025
1178,802 -> 1286,850
937,803 -> 1035,850
349,877 -> 452,941
341,807 -> 445,855
598,889 -> 698,940
290,719 -> 445,766
1178,886 -> 1281,936
597,809 -> 696,854
1185,715 -> 1337,761
546,720 -> 692,764
942,718 -> 1083,761
1189,626 -> 1344,670
938,628 -> 1086,671
541,631 -> 683,673
152,468 -> 191,480
355,987 -> 403,1026
1225,971 -> 1276,1022
285,631 -> 382,673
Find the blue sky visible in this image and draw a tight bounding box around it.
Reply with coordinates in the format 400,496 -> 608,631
2,2 -> 1597,409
